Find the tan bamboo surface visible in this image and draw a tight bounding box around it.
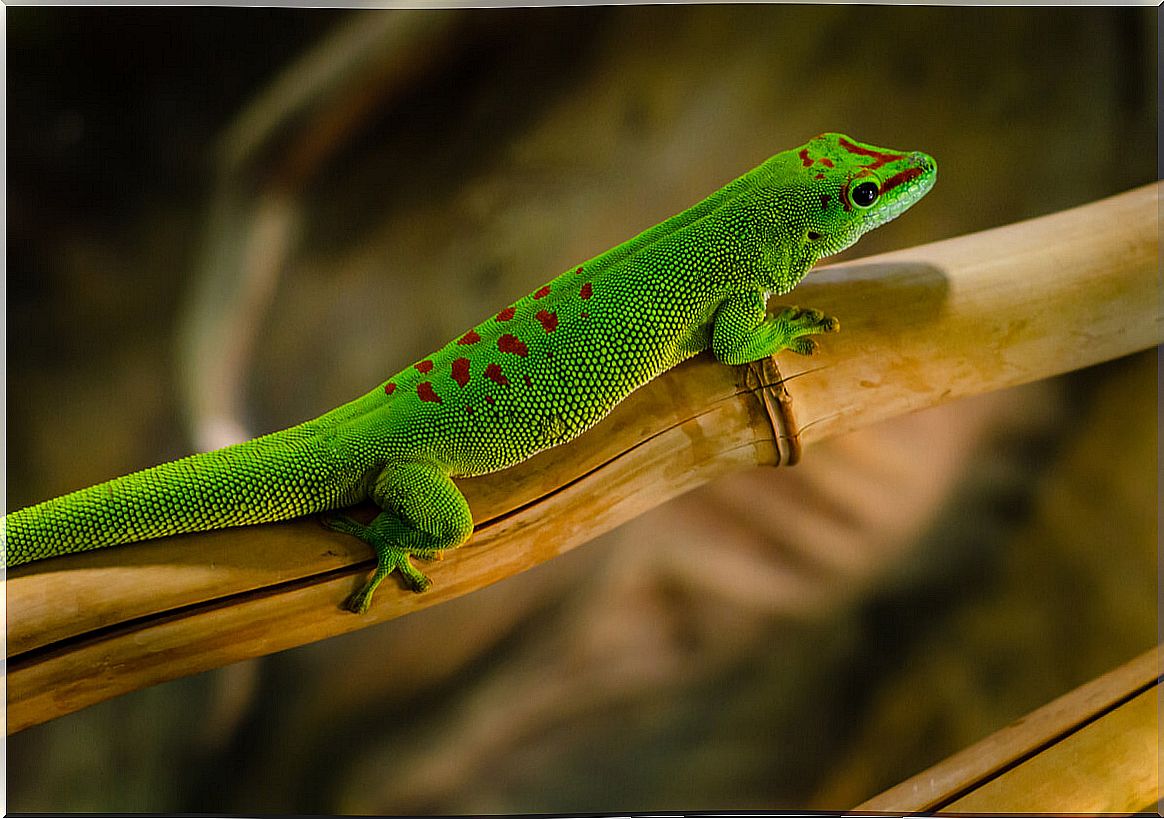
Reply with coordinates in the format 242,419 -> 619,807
6,182 -> 1159,733
855,644 -> 1161,813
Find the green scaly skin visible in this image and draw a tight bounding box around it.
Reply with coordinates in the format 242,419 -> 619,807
4,133 -> 936,613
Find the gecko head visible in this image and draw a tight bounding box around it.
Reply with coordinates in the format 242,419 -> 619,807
781,132 -> 936,265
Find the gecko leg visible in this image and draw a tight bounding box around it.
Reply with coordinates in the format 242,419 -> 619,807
711,291 -> 839,365
324,462 -> 474,614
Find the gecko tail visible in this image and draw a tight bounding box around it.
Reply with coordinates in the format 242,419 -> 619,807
3,422 -> 367,568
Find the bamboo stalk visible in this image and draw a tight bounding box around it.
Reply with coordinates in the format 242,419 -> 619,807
6,182 -> 1159,733
855,645 -> 1161,813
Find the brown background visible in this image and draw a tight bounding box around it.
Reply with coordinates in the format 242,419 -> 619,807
6,6 -> 1157,813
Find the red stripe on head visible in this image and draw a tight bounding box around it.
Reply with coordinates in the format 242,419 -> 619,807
880,166 -> 924,194
837,137 -> 905,170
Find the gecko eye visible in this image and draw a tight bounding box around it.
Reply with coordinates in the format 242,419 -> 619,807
851,181 -> 880,208
807,231 -> 822,241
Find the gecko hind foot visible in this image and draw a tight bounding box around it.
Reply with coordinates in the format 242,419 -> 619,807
321,512 -> 432,614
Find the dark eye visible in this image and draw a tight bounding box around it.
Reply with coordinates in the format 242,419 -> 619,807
807,231 -> 822,241
851,181 -> 879,208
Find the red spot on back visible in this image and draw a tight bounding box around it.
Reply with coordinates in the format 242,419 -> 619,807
814,172 -> 826,180
574,266 -> 584,275
498,334 -> 528,357
798,148 -> 813,167
880,166 -> 925,194
458,330 -> 481,345
523,375 -> 532,388
416,382 -> 441,403
536,309 -> 558,333
580,311 -> 589,319
580,282 -> 593,300
451,357 -> 471,387
820,194 -> 830,209
415,360 -> 433,374
384,382 -> 396,396
533,285 -> 551,300
496,306 -> 515,322
837,137 -> 905,170
819,157 -> 835,169
465,405 -> 474,415
485,395 -> 495,404
484,364 -> 508,386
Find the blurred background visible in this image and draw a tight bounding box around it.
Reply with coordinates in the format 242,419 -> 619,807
6,5 -> 1157,813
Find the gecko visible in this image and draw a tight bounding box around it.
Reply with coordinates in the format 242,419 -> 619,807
3,133 -> 936,613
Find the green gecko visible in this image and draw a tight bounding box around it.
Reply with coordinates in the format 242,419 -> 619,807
4,133 -> 935,613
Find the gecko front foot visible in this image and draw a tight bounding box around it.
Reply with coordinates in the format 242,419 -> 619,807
712,293 -> 841,365
770,305 -> 840,356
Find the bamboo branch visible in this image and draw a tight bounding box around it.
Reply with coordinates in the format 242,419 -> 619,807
855,645 -> 1161,812
6,182 -> 1159,733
